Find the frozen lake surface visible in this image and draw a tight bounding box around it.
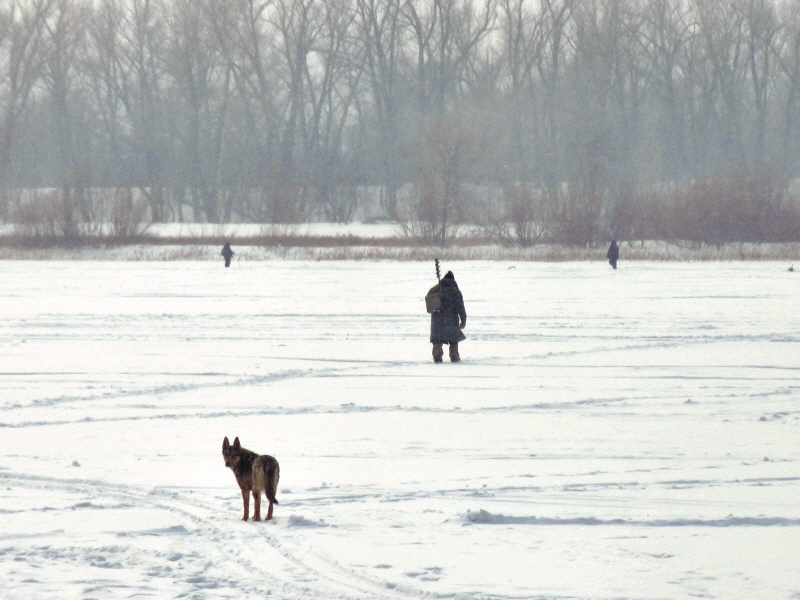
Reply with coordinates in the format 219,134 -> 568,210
1,260 -> 799,599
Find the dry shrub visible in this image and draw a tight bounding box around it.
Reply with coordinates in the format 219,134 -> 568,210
479,183 -> 547,247
11,188 -> 91,244
398,117 -> 477,247
107,188 -> 152,239
236,185 -> 306,224
605,170 -> 800,245
397,182 -> 463,247
10,187 -> 152,245
257,222 -> 300,243
608,184 -> 686,244
547,184 -> 604,245
670,171 -> 800,243
322,186 -> 362,224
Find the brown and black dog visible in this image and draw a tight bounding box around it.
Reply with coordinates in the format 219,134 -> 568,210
222,436 -> 280,521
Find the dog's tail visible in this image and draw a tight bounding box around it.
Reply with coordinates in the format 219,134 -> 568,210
258,456 -> 280,505
268,459 -> 279,504
252,455 -> 280,504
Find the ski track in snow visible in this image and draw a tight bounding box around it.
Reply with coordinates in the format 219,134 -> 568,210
1,260 -> 799,599
0,470 -> 430,600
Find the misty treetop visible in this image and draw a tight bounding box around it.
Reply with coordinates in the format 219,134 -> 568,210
1,0 -> 799,243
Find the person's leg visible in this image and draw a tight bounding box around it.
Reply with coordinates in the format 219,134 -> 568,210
449,342 -> 460,362
432,342 -> 444,363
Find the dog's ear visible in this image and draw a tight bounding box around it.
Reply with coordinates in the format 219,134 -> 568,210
223,436 -> 230,451
233,437 -> 241,450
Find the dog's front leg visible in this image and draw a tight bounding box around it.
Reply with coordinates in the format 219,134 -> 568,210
241,488 -> 250,521
252,491 -> 262,521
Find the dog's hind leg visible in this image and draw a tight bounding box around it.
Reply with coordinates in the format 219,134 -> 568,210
252,490 -> 262,521
266,498 -> 274,521
265,472 -> 277,520
240,488 -> 250,521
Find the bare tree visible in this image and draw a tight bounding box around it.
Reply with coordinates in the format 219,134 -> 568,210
302,0 -> 361,219
566,0 -> 614,202
496,0 -> 544,185
40,0 -> 98,235
223,0 -> 283,221
775,0 -> 800,176
354,0 -> 406,218
164,0 -> 232,222
0,0 -> 52,218
401,113 -> 478,246
536,0 -> 575,190
693,0 -> 748,169
743,0 -> 781,166
640,0 -> 692,179
404,0 -> 496,118
85,0 -> 172,221
269,0 -> 321,221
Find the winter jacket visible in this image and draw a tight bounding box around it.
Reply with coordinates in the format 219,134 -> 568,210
607,241 -> 619,262
428,277 -> 467,344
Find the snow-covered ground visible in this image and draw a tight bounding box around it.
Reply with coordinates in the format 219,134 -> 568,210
145,222 -> 401,238
1,260 -> 798,600
0,221 -> 401,239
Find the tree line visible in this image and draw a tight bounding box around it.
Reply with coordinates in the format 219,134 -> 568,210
1,0 -> 800,244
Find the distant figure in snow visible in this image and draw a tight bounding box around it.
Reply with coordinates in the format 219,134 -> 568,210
221,242 -> 235,267
607,239 -> 619,270
427,271 -> 467,363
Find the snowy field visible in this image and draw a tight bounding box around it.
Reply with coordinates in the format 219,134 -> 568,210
0,221 -> 401,239
0,259 -> 799,600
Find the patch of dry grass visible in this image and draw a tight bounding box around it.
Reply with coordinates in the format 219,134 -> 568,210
3,239 -> 798,262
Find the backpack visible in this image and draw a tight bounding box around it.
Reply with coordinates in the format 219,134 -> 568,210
425,258 -> 444,313
425,288 -> 443,314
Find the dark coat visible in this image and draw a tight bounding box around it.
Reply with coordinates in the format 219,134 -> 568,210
221,243 -> 235,267
607,241 -> 619,267
428,277 -> 467,344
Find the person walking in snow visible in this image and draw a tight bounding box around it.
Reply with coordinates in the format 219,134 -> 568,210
427,271 -> 467,363
607,239 -> 619,270
221,242 -> 235,267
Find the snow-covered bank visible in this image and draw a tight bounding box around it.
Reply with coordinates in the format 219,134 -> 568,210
1,260 -> 799,599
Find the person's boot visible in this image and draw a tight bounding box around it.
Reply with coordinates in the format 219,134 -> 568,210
449,343 -> 460,363
432,343 -> 444,363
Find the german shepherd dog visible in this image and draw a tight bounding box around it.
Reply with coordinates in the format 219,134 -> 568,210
222,436 -> 280,521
